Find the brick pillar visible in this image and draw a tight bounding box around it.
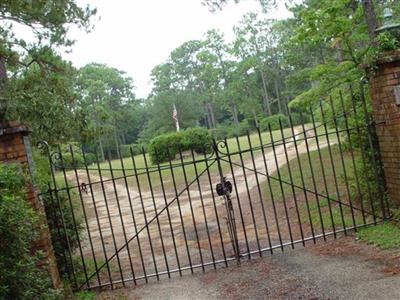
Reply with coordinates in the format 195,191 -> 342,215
0,121 -> 61,288
368,49 -> 400,206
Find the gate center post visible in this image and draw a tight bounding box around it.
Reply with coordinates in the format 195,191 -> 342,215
213,139 -> 241,264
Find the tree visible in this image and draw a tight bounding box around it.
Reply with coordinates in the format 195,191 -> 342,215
5,52 -> 78,144
0,1 -> 96,120
76,63 -> 136,160
204,29 -> 241,125
233,12 -> 277,115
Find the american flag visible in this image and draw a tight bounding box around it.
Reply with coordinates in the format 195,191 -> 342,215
172,103 -> 180,132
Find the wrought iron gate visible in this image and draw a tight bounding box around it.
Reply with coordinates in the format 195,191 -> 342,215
39,86 -> 390,290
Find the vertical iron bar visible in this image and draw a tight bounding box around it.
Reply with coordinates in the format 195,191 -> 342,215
142,149 -> 170,278
94,152 -> 125,286
167,148 -> 194,273
338,91 -> 367,224
319,101 -> 347,233
287,112 -> 316,243
213,139 -> 240,263
328,96 -> 357,229
81,150 -> 113,287
190,148 -> 216,269
267,124 -> 295,248
58,145 -> 89,287
177,147 -> 205,271
234,135 -> 262,256
203,149 -> 228,266
298,112 -> 326,240
246,131 -> 273,250
130,149 -> 159,280
44,143 -> 78,287
278,120 -> 305,244
359,83 -> 388,219
256,127 -> 283,251
349,86 -> 376,223
107,158 -> 137,284
155,148 -> 182,276
223,138 -> 251,258
69,146 -> 101,286
117,148 -> 148,283
308,109 -> 336,237
45,147 -> 78,287
46,183 -> 73,284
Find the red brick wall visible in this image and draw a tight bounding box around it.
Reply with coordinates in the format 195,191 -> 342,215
0,121 -> 61,288
369,50 -> 400,206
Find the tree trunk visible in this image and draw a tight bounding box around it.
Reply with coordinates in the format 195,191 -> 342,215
252,109 -> 259,128
0,56 -> 8,121
274,78 -> 282,114
231,101 -> 239,126
113,126 -> 119,157
260,70 -> 271,116
207,101 -> 217,129
362,0 -> 378,43
98,137 -> 105,162
204,103 -> 211,129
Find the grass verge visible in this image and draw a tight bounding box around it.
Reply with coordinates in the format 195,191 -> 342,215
357,222 -> 400,249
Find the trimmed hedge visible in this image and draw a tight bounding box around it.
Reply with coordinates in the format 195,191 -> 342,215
259,114 -> 290,131
148,127 -> 211,164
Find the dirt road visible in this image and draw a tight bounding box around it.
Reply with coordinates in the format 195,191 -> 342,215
66,126 -> 340,287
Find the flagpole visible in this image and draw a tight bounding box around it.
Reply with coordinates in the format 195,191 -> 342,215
173,103 -> 180,132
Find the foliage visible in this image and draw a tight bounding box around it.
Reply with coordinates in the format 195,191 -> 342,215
0,163 -> 60,299
74,290 -> 97,300
1,0 -> 96,142
259,114 -> 289,131
377,31 -> 400,52
210,120 -> 252,139
120,143 -> 143,158
148,127 -> 212,164
33,150 -> 84,283
357,222 -> 400,249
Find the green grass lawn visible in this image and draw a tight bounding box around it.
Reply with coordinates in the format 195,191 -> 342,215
262,143 -> 372,232
357,221 -> 400,249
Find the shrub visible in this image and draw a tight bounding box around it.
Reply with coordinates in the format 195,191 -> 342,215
33,150 -> 84,285
211,121 -> 253,140
83,152 -> 96,165
259,114 -> 290,131
120,143 -> 143,158
60,152 -> 84,168
148,127 -> 211,164
0,163 -> 59,299
180,127 -> 212,153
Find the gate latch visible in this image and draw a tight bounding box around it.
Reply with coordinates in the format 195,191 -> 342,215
216,178 -> 232,196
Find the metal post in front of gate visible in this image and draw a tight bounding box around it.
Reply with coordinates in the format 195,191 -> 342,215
213,139 -> 240,265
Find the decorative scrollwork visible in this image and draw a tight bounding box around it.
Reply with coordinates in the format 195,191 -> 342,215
37,140 -> 50,153
215,140 -> 227,153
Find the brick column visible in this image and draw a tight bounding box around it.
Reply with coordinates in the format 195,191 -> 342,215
0,121 -> 61,288
368,49 -> 400,206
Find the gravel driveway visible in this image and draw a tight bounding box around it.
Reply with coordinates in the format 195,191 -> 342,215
96,236 -> 400,299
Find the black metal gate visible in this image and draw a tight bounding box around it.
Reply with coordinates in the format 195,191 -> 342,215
38,85 -> 390,290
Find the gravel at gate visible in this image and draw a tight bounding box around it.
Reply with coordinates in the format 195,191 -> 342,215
96,236 -> 400,299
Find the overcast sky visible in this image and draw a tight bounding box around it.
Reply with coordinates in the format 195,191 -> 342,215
64,0 -> 292,98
